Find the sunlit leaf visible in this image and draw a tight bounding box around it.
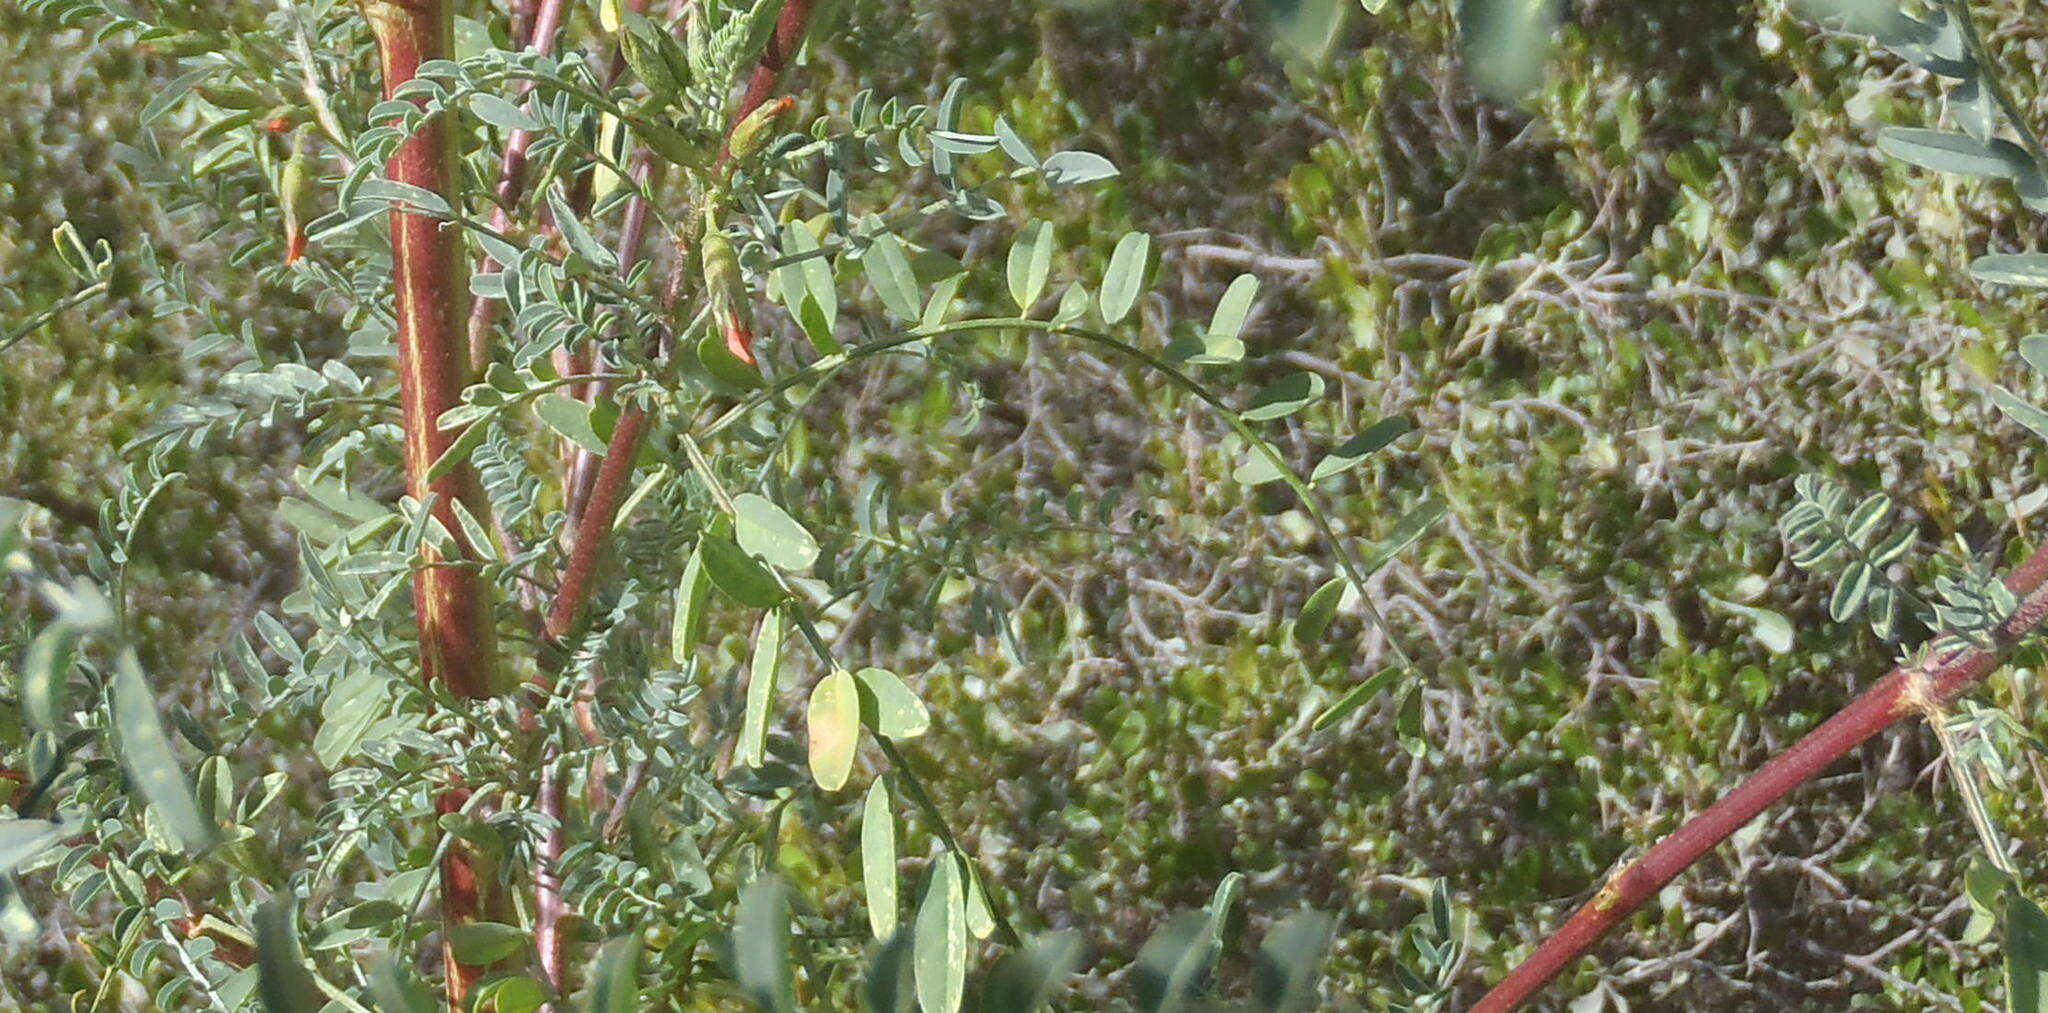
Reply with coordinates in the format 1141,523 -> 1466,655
740,609 -> 784,769
863,780 -> 898,940
1040,150 -> 1118,186
854,667 -> 931,739
1008,220 -> 1054,312
915,856 -> 968,1013
807,670 -> 860,791
1099,232 -> 1151,324
867,233 -> 923,320
734,494 -> 820,571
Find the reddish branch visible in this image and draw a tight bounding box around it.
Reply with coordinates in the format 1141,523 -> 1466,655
550,0 -> 815,632
465,0 -> 570,374
1472,542 -> 2048,1011
361,1 -> 504,1004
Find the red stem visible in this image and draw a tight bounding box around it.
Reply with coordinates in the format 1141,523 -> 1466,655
1472,540 -> 2048,1010
362,2 -> 503,1004
465,0 -> 570,374
552,0 -> 816,623
534,759 -> 569,1001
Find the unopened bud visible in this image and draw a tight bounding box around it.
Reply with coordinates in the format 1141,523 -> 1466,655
726,96 -> 794,164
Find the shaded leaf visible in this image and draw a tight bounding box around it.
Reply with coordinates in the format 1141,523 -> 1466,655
977,931 -> 1084,1013
1294,577 -> 1346,645
254,899 -> 324,1013
447,921 -> 528,964
700,534 -> 787,608
111,648 -> 215,852
1311,415 -> 1415,483
1243,372 -> 1325,421
1312,667 -> 1401,731
1132,911 -> 1216,1012
1880,128 -> 2033,179
735,878 -> 795,1013
1252,910 -> 1336,1012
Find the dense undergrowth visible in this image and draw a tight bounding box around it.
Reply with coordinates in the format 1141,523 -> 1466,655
7,0 -> 2048,1007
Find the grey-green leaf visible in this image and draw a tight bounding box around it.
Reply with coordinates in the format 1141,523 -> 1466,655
1007,220 -> 1054,313
734,493 -> 820,571
1252,909 -> 1336,1012
111,648 -> 215,852
1040,150 -> 1119,186
1974,253 -> 2048,289
1830,561 -> 1874,622
976,931 -> 1084,1013
863,780 -> 898,940
867,233 -> 923,321
1993,385 -> 2048,443
1099,232 -> 1150,324
0,820 -> 70,877
587,934 -> 645,1013
534,393 -> 607,455
1244,372 -> 1325,421
854,667 -> 931,740
1200,274 -> 1259,363
471,93 -> 542,132
735,877 -> 795,1013
2022,334 -> 2048,376
915,856 -> 968,1013
1879,128 -> 2033,179
739,609 -> 783,769
21,626 -> 77,731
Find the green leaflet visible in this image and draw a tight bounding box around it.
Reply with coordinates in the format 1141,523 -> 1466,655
739,608 -> 784,769
863,779 -> 898,940
807,670 -> 860,792
110,648 -> 215,852
914,856 -> 968,1013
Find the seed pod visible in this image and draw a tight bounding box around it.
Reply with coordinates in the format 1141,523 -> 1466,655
280,130 -> 317,265
699,217 -> 754,364
620,13 -> 689,111
197,83 -> 268,111
726,96 -> 795,165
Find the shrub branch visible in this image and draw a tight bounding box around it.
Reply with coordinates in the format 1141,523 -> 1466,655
1471,541 -> 2048,1011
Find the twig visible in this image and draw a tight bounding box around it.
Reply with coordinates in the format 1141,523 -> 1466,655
1470,540 -> 2048,1010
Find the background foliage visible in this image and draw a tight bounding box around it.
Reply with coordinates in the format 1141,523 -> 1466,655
8,0 -> 2048,1007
